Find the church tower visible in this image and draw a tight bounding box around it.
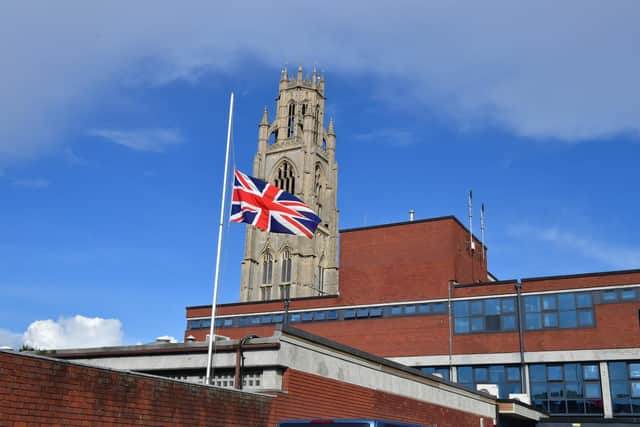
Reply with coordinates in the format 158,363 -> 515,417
239,66 -> 339,302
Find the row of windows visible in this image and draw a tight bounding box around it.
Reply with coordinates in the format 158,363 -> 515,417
187,287 -> 639,333
420,362 -> 639,416
187,301 -> 449,330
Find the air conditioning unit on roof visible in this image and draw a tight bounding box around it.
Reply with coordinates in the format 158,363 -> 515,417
476,383 -> 499,398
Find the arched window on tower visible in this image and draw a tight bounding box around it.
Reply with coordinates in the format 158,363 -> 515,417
269,130 -> 277,146
262,252 -> 273,285
274,162 -> 295,194
287,103 -> 296,138
314,105 -> 320,143
314,164 -> 324,220
281,248 -> 291,284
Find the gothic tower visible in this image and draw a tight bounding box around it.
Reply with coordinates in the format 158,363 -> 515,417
239,66 -> 339,302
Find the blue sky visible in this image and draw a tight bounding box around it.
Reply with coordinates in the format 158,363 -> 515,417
1,1 -> 639,349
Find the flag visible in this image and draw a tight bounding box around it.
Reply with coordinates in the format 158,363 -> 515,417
230,169 -> 321,238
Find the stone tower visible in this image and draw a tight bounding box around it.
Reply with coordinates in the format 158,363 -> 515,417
239,66 -> 339,302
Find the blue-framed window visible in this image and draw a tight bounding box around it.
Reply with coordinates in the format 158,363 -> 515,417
529,363 -> 603,415
457,365 -> 522,398
608,361 -> 640,415
453,297 -> 517,334
524,292 -> 594,331
418,366 -> 450,381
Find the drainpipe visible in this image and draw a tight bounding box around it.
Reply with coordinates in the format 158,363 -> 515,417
234,334 -> 258,390
448,280 -> 455,375
515,280 -> 526,392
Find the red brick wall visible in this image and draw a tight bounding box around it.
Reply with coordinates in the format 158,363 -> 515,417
0,350 -> 272,426
339,218 -> 486,304
270,368 -> 490,427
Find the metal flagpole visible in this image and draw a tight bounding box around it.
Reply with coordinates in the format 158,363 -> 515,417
205,92 -> 234,385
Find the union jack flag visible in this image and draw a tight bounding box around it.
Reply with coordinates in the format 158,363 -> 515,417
230,169 -> 321,238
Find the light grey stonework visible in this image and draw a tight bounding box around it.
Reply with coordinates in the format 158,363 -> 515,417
240,66 -> 339,302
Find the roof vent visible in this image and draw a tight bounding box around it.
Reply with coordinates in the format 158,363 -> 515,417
155,336 -> 173,344
185,335 -> 196,342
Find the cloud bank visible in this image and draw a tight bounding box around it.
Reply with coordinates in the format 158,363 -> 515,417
22,315 -> 123,350
1,1 -> 639,164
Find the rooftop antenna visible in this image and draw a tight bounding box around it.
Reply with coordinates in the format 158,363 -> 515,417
480,203 -> 486,265
468,190 -> 475,253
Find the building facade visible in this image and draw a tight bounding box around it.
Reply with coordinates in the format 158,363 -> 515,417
240,66 -> 339,302
183,70 -> 640,425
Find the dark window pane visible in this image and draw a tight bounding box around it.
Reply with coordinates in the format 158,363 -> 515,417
507,367 -> 521,381
632,382 -> 640,398
576,292 -> 592,308
549,382 -> 564,398
543,312 -> 558,328
470,300 -> 483,315
261,315 -> 272,323
326,311 -> 337,320
370,307 -> 383,317
530,365 -> 547,381
343,309 -> 356,319
489,366 -> 505,383
585,382 -> 601,398
566,399 -> 583,414
418,304 -> 430,314
603,290 -> 617,302
485,299 -> 501,315
289,313 -> 301,322
273,314 -> 284,323
251,316 -> 261,324
526,313 -> 541,330
524,296 -> 540,312
475,367 -> 489,383
458,366 -> 473,383
548,366 -> 564,381
314,312 -> 326,321
455,317 -> 470,333
630,363 -> 640,378
565,381 -> 581,398
564,364 -> 579,382
578,309 -> 594,327
558,293 -> 576,310
405,305 -> 416,315
223,318 -> 233,327
609,362 -> 627,380
502,298 -> 515,313
621,289 -> 636,300
542,295 -> 557,310
611,381 -> 630,398
502,315 -> 516,331
431,302 -> 446,313
454,301 -> 469,316
507,382 -> 522,394
549,399 -> 566,414
531,383 -> 547,399
471,317 -> 484,332
301,312 -> 313,321
583,365 -> 600,380
390,306 -> 403,316
559,310 -> 577,328
485,315 -> 500,331
356,308 -> 369,318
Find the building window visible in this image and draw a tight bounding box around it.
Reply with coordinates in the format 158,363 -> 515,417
457,365 -> 522,398
260,286 -> 271,301
280,283 -> 290,300
287,102 -> 296,137
524,292 -> 594,331
274,161 -> 295,194
453,297 -> 516,334
262,252 -> 273,285
609,361 -> 640,415
281,248 -> 292,283
529,363 -> 603,415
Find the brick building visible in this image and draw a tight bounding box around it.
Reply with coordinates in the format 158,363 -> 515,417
180,70 -> 640,425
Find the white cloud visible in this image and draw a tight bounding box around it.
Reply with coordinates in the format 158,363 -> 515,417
23,315 -> 123,350
88,128 -> 184,152
508,224 -> 640,269
1,1 -> 639,164
12,178 -> 50,189
0,328 -> 23,350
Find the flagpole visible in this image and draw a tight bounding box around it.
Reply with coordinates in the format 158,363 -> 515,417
205,92 -> 234,385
